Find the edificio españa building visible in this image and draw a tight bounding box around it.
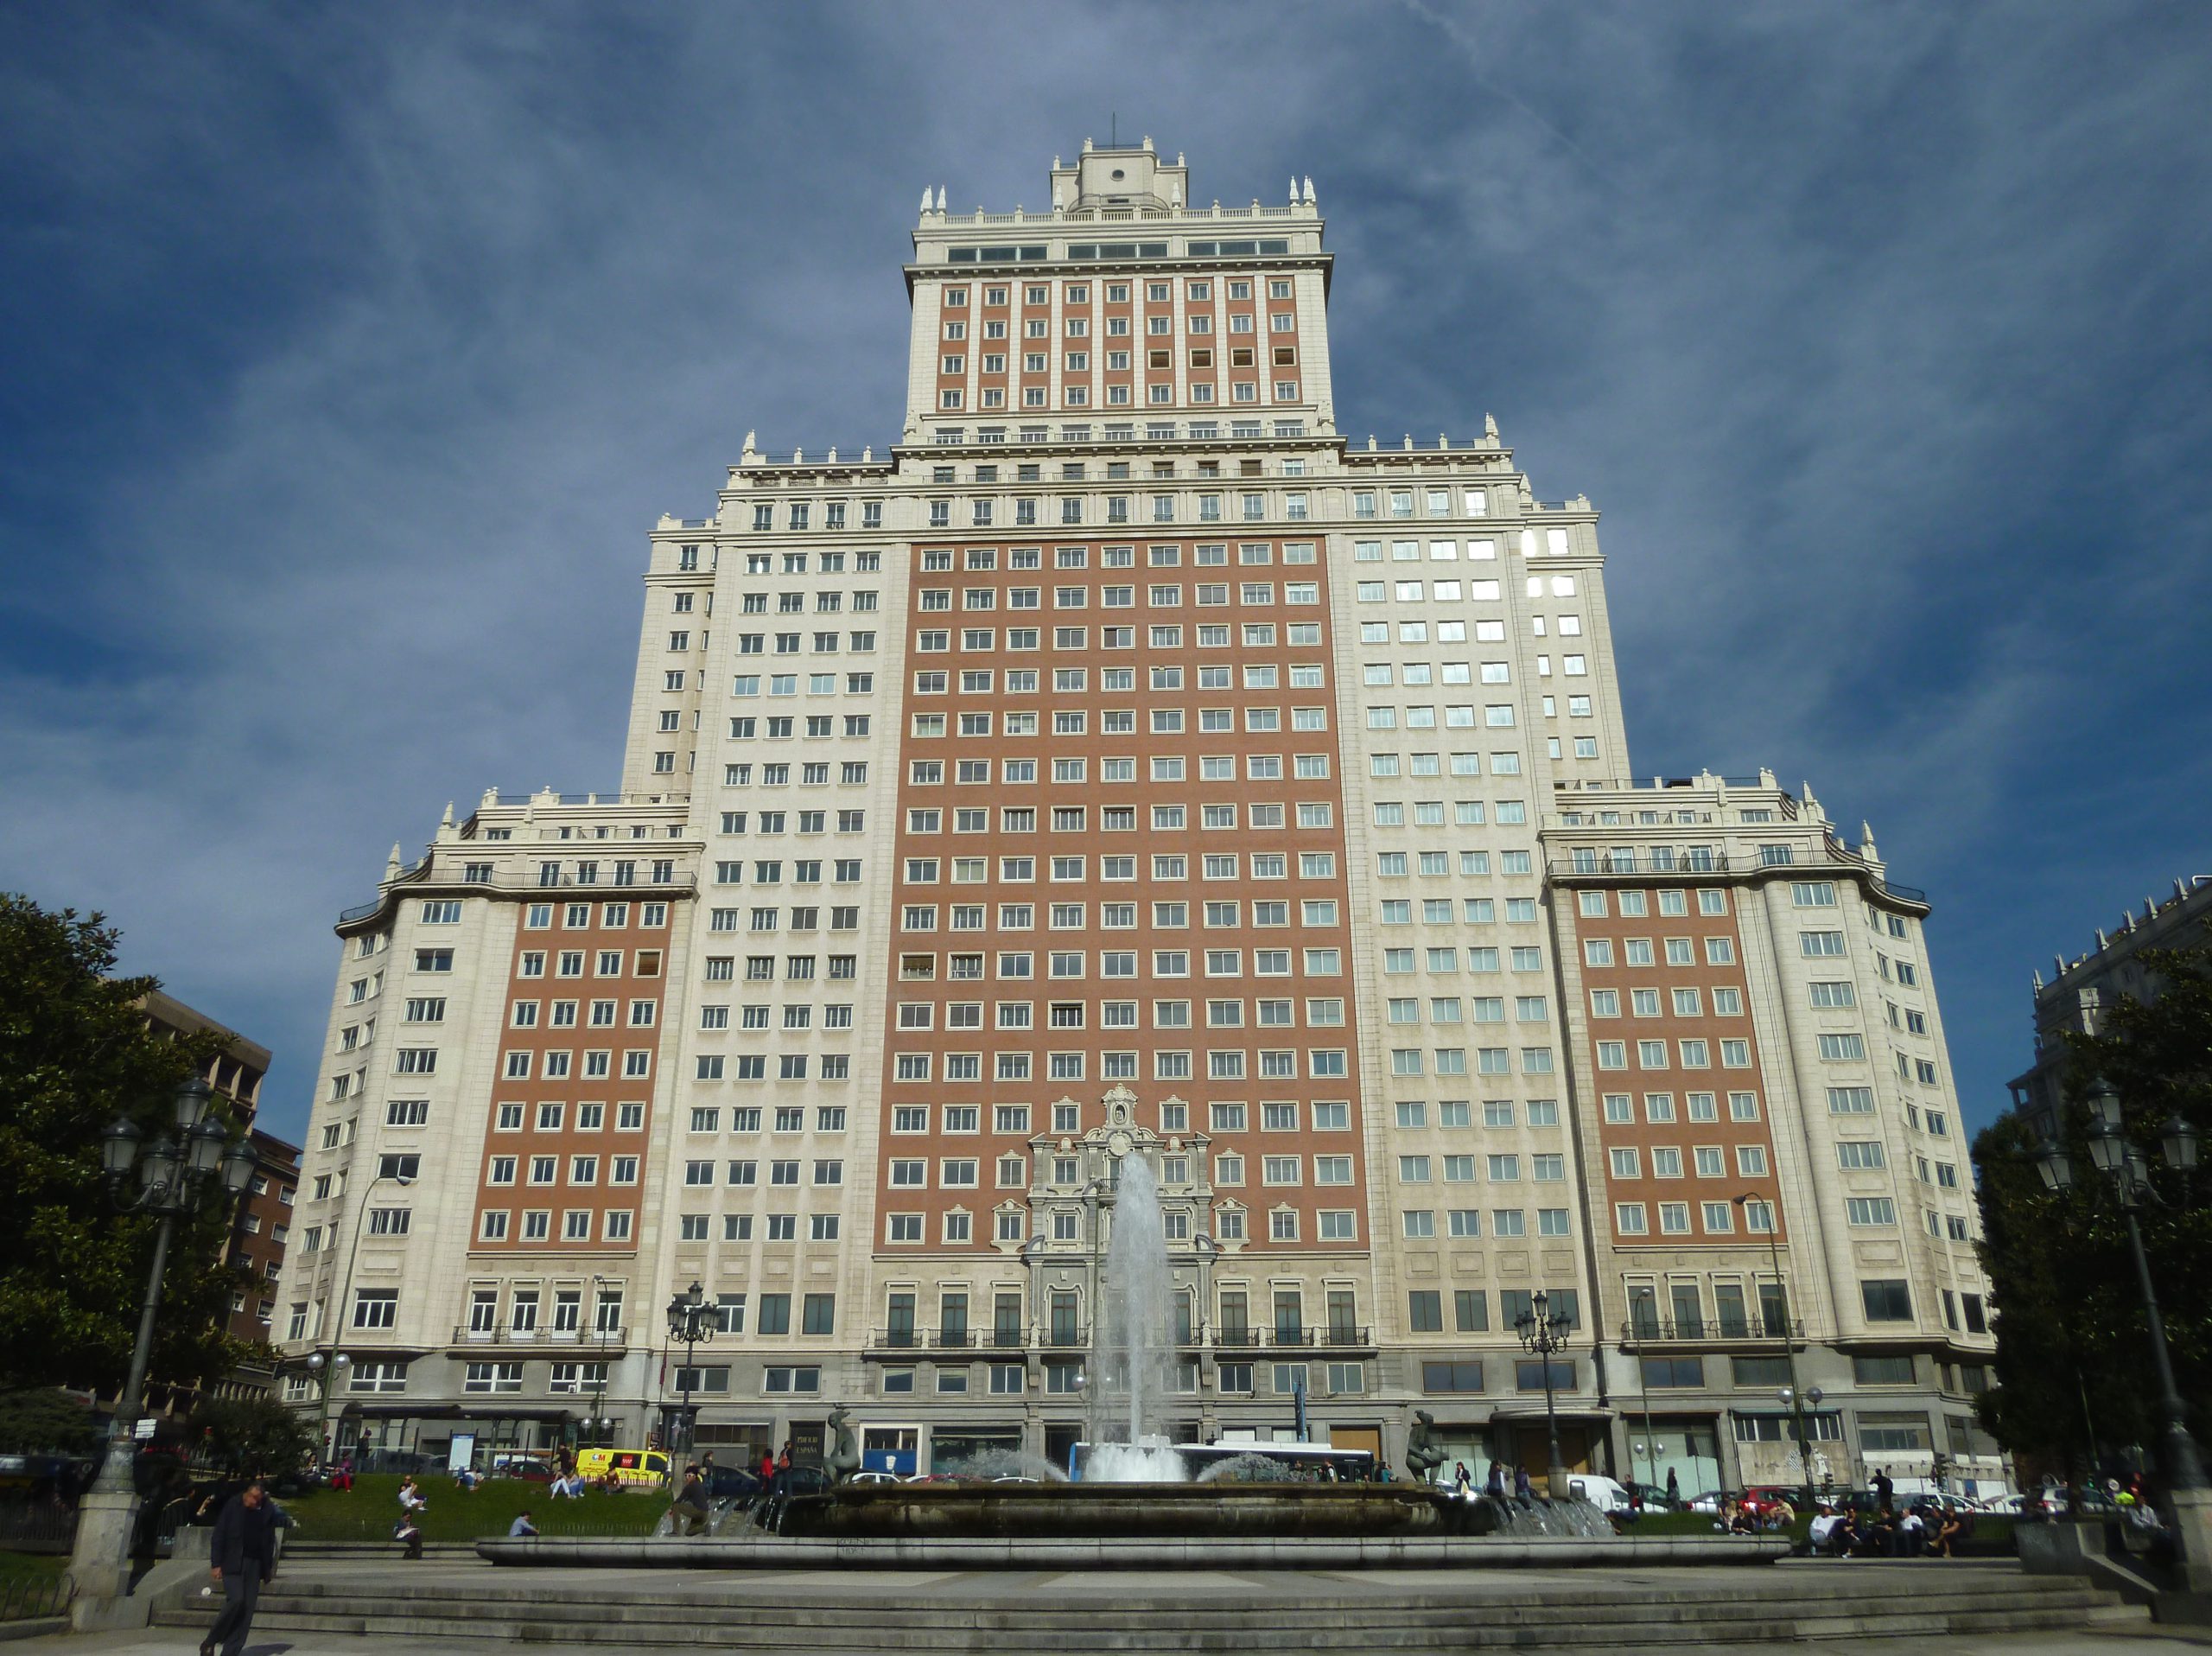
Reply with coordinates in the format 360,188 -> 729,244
279,143 -> 2003,1495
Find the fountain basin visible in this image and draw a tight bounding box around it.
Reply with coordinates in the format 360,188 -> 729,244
783,1481 -> 1454,1538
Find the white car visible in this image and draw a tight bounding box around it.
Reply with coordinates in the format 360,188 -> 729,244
846,1469 -> 901,1486
1566,1474 -> 1634,1513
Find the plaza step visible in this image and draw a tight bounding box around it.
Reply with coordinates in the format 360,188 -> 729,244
152,1566 -> 2149,1649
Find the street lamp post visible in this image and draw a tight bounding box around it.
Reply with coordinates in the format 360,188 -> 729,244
664,1281 -> 716,1460
1734,1191 -> 1816,1519
311,1171 -> 415,1467
69,1078 -> 258,1621
1514,1289 -> 1573,1500
2035,1079 -> 2206,1495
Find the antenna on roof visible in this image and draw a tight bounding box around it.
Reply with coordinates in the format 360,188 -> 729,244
1111,112 -> 1117,148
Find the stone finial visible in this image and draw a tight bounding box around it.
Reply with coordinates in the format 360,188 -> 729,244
2096,927 -> 2110,949
862,446 -> 873,462
441,800 -> 454,829
792,448 -> 803,464
385,842 -> 403,880
827,446 -> 838,462
1177,152 -> 1185,165
1402,434 -> 1414,450
1304,176 -> 1315,203
1366,436 -> 1378,451
1290,176 -> 1300,204
1053,156 -> 1062,169
481,787 -> 499,808
1484,413 -> 1500,441
920,186 -> 932,214
1142,134 -> 1154,151
2146,896 -> 2159,920
935,187 -> 946,212
1439,433 -> 1450,449
1083,137 -> 1094,153
1758,767 -> 1777,787
2032,969 -> 2044,991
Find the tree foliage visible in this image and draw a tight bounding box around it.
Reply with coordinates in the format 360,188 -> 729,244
188,1393 -> 317,1475
0,895 -> 251,1394
0,1388 -> 100,1453
1974,935 -> 2212,1472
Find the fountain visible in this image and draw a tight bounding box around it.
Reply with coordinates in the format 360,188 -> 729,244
480,1131 -> 1782,1567
1084,1153 -> 1187,1482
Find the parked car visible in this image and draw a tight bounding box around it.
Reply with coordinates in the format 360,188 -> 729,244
1622,1481 -> 1681,1511
702,1465 -> 764,1502
846,1470 -> 900,1487
1565,1474 -> 1634,1513
491,1454 -> 553,1481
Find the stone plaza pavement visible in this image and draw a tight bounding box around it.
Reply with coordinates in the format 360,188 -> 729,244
26,1555 -> 2202,1653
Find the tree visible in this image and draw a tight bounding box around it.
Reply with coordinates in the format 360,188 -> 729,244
0,1388 -> 100,1453
188,1394 -> 317,1476
1974,935 -> 2212,1475
0,895 -> 250,1395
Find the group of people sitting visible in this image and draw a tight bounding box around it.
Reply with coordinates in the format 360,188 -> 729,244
1813,1501 -> 1968,1557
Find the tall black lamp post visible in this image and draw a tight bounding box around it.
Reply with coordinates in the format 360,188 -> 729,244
2035,1078 -> 2205,1494
1734,1190 -> 1816,1518
1515,1289 -> 1573,1499
68,1078 -> 257,1617
664,1281 -> 716,1460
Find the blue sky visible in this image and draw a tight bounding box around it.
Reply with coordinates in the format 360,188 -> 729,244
3,2 -> 2208,1148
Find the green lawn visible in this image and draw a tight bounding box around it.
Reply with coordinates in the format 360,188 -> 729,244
0,1553 -> 66,1577
276,1473 -> 664,1543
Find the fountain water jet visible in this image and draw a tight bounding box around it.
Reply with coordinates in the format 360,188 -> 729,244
1087,1153 -> 1185,1481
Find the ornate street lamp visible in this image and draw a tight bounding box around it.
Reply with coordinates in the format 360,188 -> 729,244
664,1281 -> 716,1459
2034,1077 -> 2206,1494
70,1079 -> 258,1614
1514,1289 -> 1573,1500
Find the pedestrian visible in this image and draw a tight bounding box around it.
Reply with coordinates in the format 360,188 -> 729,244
1664,1467 -> 1680,1504
508,1510 -> 539,1538
1872,1468 -> 1894,1511
1931,1508 -> 1966,1558
1897,1506 -> 1925,1557
1485,1461 -> 1506,1500
200,1481 -> 275,1656
772,1443 -> 793,1498
1514,1464 -> 1534,1503
670,1466 -> 711,1537
1453,1461 -> 1472,1497
397,1475 -> 425,1514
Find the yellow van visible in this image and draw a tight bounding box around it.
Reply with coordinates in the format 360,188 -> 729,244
575,1448 -> 671,1487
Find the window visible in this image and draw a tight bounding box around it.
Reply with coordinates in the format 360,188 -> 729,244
1860,1279 -> 1914,1322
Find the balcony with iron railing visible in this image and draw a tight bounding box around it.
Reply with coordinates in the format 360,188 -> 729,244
451,1323 -> 628,1348
1618,1316 -> 1804,1347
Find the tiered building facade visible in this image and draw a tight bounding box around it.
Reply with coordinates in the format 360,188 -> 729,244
278,143 -> 2002,1494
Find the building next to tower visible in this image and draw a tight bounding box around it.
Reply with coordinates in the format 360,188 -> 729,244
275,141 -> 2004,1495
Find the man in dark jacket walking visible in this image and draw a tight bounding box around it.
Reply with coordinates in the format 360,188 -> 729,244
202,1481 -> 275,1656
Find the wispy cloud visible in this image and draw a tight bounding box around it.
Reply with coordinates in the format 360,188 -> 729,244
2,1 -> 2207,1138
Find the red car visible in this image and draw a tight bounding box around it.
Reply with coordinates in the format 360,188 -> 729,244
1740,1487 -> 1802,1519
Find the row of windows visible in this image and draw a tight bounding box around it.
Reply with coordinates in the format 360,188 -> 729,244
1377,849 -> 1532,876
1583,936 -> 1738,968
682,1158 -> 845,1188
891,997 -> 1343,1030
908,858 -> 1340,889
498,1049 -> 652,1081
918,665 -> 1325,694
1614,1200 -> 1769,1238
1600,1092 -> 1762,1124
486,1153 -> 640,1187
1575,889 -> 1731,920
888,945 -> 1350,982
1587,985 -> 1748,1017
483,1100 -> 645,1132
1592,1037 -> 1754,1071
679,1213 -> 842,1244
944,300 -> 1294,338
937,382 -> 1297,412
719,672 -> 875,697
700,952 -> 859,979
712,857 -> 864,882
741,500 -> 887,532
887,1048 -> 1351,1084
697,1003 -> 855,1031
1382,946 -> 1547,972
515,949 -> 664,978
912,625 -> 1327,654
1387,1048 -> 1556,1076
1606,1144 -> 1772,1180
513,901 -> 671,929
1380,898 -> 1544,925
1364,704 -> 1537,729
509,998 -> 657,1029
473,1207 -> 633,1244
706,806 -> 868,837
688,1105 -> 846,1132
1375,798 -> 1534,824
695,1054 -> 851,1081
702,908 -> 863,933
921,581 -> 1323,611
683,631 -> 877,655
